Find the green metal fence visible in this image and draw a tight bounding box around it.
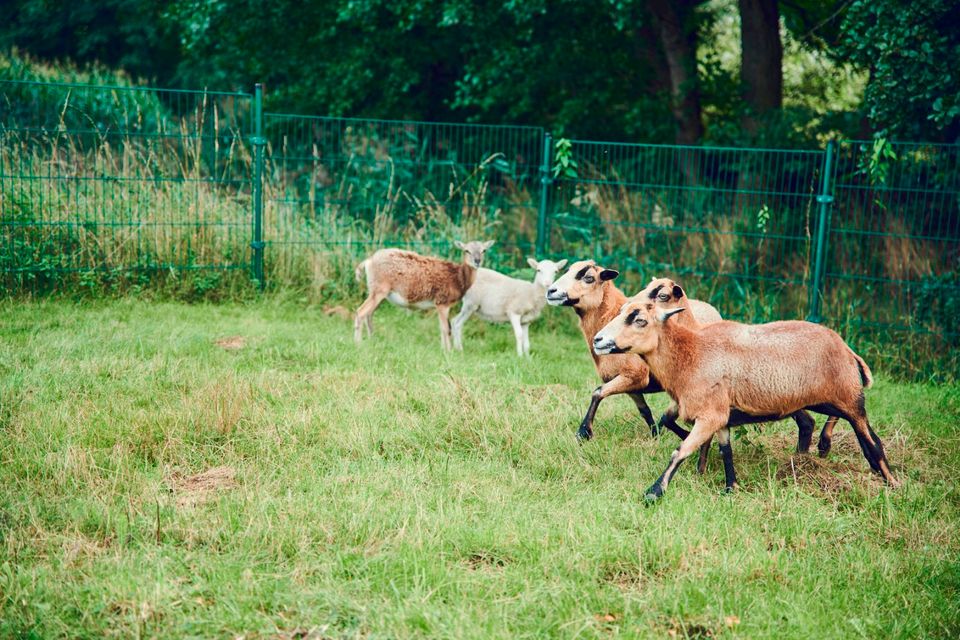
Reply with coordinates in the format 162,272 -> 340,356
542,140 -> 828,323
0,79 -> 254,291
261,111 -> 544,282
2,79 -> 958,375
537,136 -> 960,377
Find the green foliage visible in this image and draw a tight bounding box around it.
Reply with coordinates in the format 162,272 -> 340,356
857,136 -> 898,187
1,1 -> 181,83
914,269 -> 960,344
0,51 -> 169,133
841,0 -> 960,140
551,138 -> 577,179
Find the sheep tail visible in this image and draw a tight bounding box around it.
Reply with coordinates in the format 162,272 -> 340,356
354,259 -> 368,284
852,350 -> 873,389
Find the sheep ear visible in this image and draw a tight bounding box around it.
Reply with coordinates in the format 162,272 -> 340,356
599,269 -> 619,281
526,258 -> 539,269
454,240 -> 466,250
658,307 -> 685,323
482,240 -> 495,250
555,259 -> 567,270
672,284 -> 684,299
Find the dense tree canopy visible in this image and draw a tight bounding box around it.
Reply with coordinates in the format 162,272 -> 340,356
2,0 -> 957,143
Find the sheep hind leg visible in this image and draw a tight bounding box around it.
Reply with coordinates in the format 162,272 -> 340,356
645,418 -> 719,502
848,412 -> 898,487
793,410 -> 815,454
817,416 -> 839,458
716,428 -> 737,492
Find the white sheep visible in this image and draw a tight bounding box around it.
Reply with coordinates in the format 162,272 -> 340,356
451,258 -> 567,356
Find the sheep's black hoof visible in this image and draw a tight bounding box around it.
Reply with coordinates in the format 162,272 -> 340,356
644,484 -> 664,503
724,483 -> 738,494
577,424 -> 593,442
818,441 -> 831,458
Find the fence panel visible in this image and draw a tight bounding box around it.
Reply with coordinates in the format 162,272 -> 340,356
825,141 -> 960,366
0,80 -> 254,292
544,140 -> 826,322
261,113 -> 544,287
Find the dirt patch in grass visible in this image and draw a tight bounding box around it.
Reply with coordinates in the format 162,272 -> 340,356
464,551 -> 507,572
653,616 -> 720,639
169,466 -> 237,507
214,336 -> 246,350
601,562 -> 644,590
774,453 -> 866,496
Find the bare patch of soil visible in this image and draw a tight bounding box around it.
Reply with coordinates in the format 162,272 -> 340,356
169,466 -> 237,507
214,336 -> 246,350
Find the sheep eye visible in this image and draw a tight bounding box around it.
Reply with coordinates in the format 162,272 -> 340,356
658,293 -> 670,301
583,276 -> 595,284
638,319 -> 648,327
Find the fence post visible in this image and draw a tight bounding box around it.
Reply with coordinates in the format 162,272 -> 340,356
536,132 -> 553,257
807,139 -> 836,323
251,83 -> 266,290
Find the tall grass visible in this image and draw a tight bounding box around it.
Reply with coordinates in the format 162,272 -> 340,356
1,300 -> 959,637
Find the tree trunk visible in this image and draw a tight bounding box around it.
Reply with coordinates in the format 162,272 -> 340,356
647,0 -> 703,145
739,0 -> 782,134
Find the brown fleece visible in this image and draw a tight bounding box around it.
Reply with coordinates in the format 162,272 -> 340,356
362,249 -> 477,306
597,301 -> 896,487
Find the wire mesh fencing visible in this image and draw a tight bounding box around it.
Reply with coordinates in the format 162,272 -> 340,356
0,79 -> 254,293
260,112 -> 545,290
2,78 -> 958,376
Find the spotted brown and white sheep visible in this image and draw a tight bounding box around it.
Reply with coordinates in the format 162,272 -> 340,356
354,240 -> 494,350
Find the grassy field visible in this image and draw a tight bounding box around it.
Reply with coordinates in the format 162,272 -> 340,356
1,298 -> 959,639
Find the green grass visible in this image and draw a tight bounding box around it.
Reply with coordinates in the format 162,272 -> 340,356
1,299 -> 959,639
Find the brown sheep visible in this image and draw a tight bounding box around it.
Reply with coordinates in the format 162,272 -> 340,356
640,277 -> 828,468
592,299 -> 897,501
544,261 -> 721,449
354,240 -> 494,350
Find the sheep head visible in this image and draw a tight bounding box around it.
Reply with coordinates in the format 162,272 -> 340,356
545,260 -> 618,308
527,258 -> 568,289
454,240 -> 495,268
592,300 -> 685,356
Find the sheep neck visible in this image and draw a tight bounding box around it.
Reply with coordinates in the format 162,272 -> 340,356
578,281 -> 627,362
457,260 -> 478,291
642,321 -> 698,400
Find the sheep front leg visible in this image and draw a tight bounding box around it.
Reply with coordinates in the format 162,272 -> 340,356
437,305 -> 453,351
577,375 -> 638,442
354,290 -> 387,344
509,313 -> 524,357
521,323 -> 531,356
645,417 -> 720,502
655,403 -> 690,439
451,302 -> 476,351
626,392 -> 656,433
